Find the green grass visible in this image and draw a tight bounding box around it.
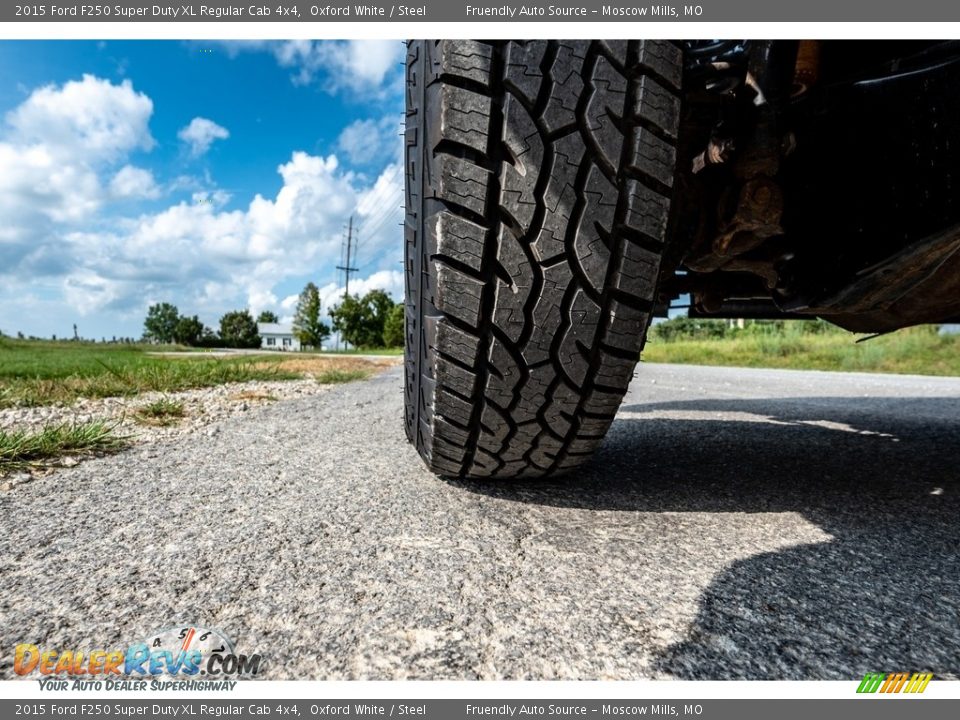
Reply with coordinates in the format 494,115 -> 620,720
315,368 -> 370,384
643,325 -> 960,376
0,338 -> 300,409
0,421 -> 128,475
135,398 -> 185,426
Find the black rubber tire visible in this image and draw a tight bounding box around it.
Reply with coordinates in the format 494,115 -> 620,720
404,40 -> 682,479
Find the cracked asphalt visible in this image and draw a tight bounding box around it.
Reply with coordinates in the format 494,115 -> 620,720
1,363 -> 959,680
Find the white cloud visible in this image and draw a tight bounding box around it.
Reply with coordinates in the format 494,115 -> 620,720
0,143 -> 100,233
247,287 -> 278,315
191,189 -> 231,207
337,116 -> 402,166
178,117 -> 229,157
110,165 -> 159,199
355,162 -> 402,218
279,40 -> 400,91
320,269 -> 405,311
0,75 -> 154,260
6,74 -> 154,163
12,155 -> 401,323
62,268 -> 123,316
217,40 -> 403,98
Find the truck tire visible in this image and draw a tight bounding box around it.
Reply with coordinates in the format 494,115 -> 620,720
404,40 -> 682,479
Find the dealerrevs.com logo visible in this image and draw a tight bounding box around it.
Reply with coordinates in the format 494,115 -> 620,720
15,626 -> 262,691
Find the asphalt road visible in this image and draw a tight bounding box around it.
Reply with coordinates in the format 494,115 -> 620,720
2,363 -> 959,680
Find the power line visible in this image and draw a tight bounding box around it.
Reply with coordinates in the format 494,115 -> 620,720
359,190 -> 399,229
362,204 -> 403,247
352,203 -> 404,273
356,197 -> 401,243
352,175 -> 404,270
358,162 -> 401,210
356,164 -> 403,235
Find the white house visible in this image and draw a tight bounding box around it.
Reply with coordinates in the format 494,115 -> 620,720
257,323 -> 301,351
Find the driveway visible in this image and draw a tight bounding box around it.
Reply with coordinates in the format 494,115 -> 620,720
1,363 -> 958,679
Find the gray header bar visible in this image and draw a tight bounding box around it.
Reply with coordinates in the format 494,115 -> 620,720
5,0 -> 960,23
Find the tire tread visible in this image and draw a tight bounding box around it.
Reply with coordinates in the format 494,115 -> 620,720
405,40 -> 681,479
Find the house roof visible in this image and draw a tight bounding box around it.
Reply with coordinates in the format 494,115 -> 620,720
257,323 -> 294,335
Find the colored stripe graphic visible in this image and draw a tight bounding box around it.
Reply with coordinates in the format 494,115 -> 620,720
905,673 -> 933,693
857,672 -> 932,694
181,627 -> 196,652
857,673 -> 885,693
882,672 -> 908,693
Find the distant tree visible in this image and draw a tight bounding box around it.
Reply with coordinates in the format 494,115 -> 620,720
329,289 -> 397,349
173,315 -> 205,346
383,303 -> 406,348
17,331 -> 24,339
292,282 -> 330,349
198,326 -> 222,348
328,294 -> 365,348
219,310 -> 260,349
650,317 -> 729,343
366,289 -> 394,329
143,302 -> 181,344
257,310 -> 279,324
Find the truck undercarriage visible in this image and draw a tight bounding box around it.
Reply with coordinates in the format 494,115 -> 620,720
667,40 -> 960,333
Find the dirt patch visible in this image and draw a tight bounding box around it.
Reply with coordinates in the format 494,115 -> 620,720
230,390 -> 279,402
256,356 -> 398,376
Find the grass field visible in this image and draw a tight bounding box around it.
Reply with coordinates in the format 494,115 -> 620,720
643,324 -> 960,376
0,338 -> 383,409
0,338 -> 394,475
0,422 -> 129,474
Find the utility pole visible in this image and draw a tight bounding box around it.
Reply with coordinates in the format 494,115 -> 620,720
336,215 -> 359,351
336,215 -> 359,298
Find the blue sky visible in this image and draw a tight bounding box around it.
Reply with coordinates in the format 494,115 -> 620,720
0,40 -> 405,340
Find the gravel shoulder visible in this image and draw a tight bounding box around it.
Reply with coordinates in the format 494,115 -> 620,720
1,363 -> 958,680
0,357 -> 399,489
0,379 -> 334,491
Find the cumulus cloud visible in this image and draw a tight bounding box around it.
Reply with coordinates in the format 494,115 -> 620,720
337,116 -> 403,166
319,269 -> 405,310
280,294 -> 299,312
6,74 -> 154,162
278,40 -> 401,92
0,75 -> 154,263
109,165 -> 159,199
2,149 -> 402,324
216,40 -> 403,98
0,143 -> 100,234
178,117 -> 229,157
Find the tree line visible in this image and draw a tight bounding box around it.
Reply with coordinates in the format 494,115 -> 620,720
142,303 -> 264,348
142,282 -> 405,350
